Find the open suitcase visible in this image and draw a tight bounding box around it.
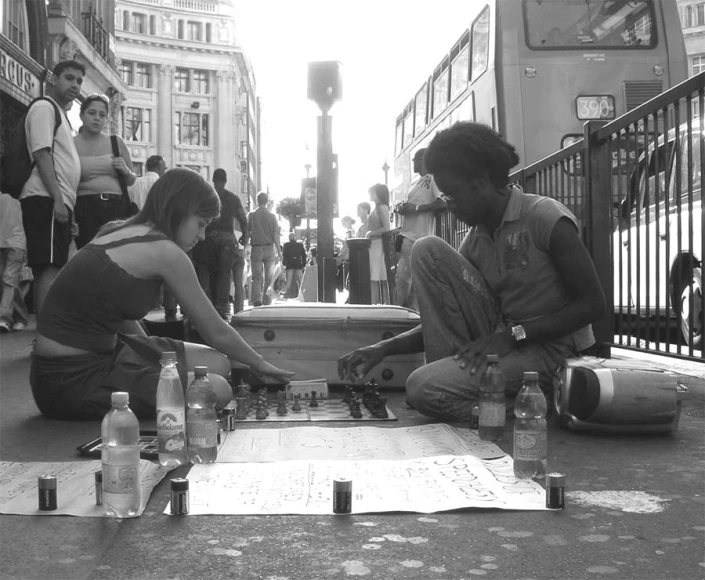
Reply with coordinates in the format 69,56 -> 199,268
230,304 -> 425,388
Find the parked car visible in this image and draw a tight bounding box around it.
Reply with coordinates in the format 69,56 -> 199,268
614,120 -> 703,347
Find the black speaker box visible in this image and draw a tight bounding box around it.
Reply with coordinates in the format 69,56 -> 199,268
307,61 -> 342,106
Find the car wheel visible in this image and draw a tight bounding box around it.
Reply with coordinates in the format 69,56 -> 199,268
679,267 -> 703,348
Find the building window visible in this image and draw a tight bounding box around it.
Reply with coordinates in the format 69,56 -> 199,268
149,15 -> 156,35
187,21 -> 202,41
123,10 -> 130,32
687,3 -> 705,27
5,0 -> 29,51
177,19 -> 184,39
692,55 -> 705,75
120,61 -> 134,86
135,63 -> 152,88
192,70 -> 209,94
206,23 -> 212,43
133,13 -> 146,34
176,112 -> 209,146
174,68 -> 190,92
122,107 -> 151,142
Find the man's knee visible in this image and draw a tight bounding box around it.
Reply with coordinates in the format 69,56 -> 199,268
410,235 -> 446,263
405,365 -> 431,408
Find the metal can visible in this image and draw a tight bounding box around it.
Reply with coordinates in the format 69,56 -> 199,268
545,472 -> 565,510
94,470 -> 103,506
222,408 -> 235,431
170,478 -> 189,515
333,478 -> 352,514
38,475 -> 57,511
470,405 -> 480,430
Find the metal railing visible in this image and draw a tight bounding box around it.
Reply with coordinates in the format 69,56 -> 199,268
436,72 -> 705,362
81,7 -> 109,61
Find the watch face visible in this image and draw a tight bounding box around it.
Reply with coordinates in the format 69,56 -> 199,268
513,326 -> 526,341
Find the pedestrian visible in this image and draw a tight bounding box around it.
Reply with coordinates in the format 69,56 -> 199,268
247,191 -> 281,306
30,168 -> 293,420
356,202 -> 370,238
74,93 -> 137,249
0,193 -> 30,332
338,122 -> 605,422
393,148 -> 447,310
282,232 -> 307,299
19,60 -> 84,317
128,155 -> 166,211
366,184 -> 391,304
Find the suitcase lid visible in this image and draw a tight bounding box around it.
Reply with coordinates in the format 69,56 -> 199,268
232,303 -> 420,322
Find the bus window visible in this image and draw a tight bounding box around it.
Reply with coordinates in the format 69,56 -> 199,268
471,6 -> 490,79
432,63 -> 449,120
523,0 -> 655,49
450,43 -> 470,100
403,108 -> 414,149
415,84 -> 428,137
395,119 -> 403,157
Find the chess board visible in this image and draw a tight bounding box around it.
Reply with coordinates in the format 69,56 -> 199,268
230,398 -> 397,422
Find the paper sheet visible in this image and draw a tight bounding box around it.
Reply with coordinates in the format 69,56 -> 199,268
174,454 -> 547,515
217,423 -> 505,462
0,460 -> 171,517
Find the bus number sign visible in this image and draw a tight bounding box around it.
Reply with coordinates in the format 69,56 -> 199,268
576,96 -> 615,120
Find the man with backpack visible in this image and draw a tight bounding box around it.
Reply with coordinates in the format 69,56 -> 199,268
18,60 -> 84,316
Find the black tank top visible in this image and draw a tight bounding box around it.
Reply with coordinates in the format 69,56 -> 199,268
38,233 -> 168,353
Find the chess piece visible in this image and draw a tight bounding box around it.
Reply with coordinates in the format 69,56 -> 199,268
255,400 -> 268,420
351,403 -> 363,419
234,398 -> 248,420
276,390 -> 288,416
309,390 -> 319,408
372,396 -> 389,419
292,394 -> 302,412
342,385 -> 353,404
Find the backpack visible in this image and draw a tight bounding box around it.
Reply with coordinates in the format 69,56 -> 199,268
0,97 -> 62,198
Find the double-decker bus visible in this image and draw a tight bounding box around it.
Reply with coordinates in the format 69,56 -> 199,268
392,0 -> 688,203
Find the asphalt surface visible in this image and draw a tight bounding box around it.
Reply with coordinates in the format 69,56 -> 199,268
0,316 -> 704,580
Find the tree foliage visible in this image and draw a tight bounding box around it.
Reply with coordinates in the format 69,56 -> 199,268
276,196 -> 304,232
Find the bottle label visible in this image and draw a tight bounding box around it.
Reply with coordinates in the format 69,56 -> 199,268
157,409 -> 186,453
187,420 -> 218,447
479,403 -> 506,427
102,464 -> 139,494
513,431 -> 547,461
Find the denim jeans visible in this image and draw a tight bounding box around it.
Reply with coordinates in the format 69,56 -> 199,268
231,247 -> 246,314
212,232 -> 237,314
394,236 -> 417,311
0,248 -> 29,326
250,244 -> 277,305
405,236 -> 580,422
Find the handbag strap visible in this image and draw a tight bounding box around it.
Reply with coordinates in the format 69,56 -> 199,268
110,135 -> 132,206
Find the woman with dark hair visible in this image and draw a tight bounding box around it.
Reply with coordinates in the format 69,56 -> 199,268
339,122 -> 605,421
74,93 -> 137,249
366,184 -> 391,304
31,168 -> 294,420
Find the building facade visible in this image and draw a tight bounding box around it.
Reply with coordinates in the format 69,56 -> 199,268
1,0 -> 126,157
678,0 -> 705,76
114,0 -> 259,207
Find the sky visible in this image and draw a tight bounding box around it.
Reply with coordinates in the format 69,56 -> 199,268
234,0 -> 475,224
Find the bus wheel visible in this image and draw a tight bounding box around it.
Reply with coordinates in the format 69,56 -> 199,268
679,267 -> 703,348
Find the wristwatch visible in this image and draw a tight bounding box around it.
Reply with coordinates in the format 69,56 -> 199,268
511,325 -> 527,342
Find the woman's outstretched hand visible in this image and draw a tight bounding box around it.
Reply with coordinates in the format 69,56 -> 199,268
250,360 -> 295,383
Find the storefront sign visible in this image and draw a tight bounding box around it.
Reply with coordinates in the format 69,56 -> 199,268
0,47 -> 39,97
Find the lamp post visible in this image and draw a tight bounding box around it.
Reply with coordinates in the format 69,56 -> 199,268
382,160 -> 390,186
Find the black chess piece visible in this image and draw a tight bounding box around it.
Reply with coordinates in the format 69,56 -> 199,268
234,398 -> 248,420
292,393 -> 302,412
309,390 -> 319,408
276,390 -> 288,415
342,385 -> 353,404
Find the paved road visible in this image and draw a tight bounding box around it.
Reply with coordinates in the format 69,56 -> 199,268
1,318 -> 704,580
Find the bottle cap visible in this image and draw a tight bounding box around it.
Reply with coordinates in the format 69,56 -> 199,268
194,366 -> 209,377
486,354 -> 499,363
111,391 -> 129,405
523,371 -> 539,381
334,478 -> 352,492
160,351 -> 177,364
38,475 -> 57,489
171,478 -> 189,491
546,472 -> 566,486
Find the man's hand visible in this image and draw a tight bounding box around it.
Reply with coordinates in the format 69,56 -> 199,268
453,331 -> 515,375
338,344 -> 386,382
396,202 -> 416,216
53,200 -> 69,224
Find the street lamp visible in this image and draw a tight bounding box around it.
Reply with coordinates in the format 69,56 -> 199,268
382,161 -> 390,186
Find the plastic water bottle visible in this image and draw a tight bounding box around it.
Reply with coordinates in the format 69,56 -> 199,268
478,354 -> 506,441
186,366 -> 218,464
156,352 -> 188,467
513,371 -> 548,480
101,392 -> 141,517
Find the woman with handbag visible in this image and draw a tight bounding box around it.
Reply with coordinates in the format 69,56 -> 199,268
73,93 -> 137,249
